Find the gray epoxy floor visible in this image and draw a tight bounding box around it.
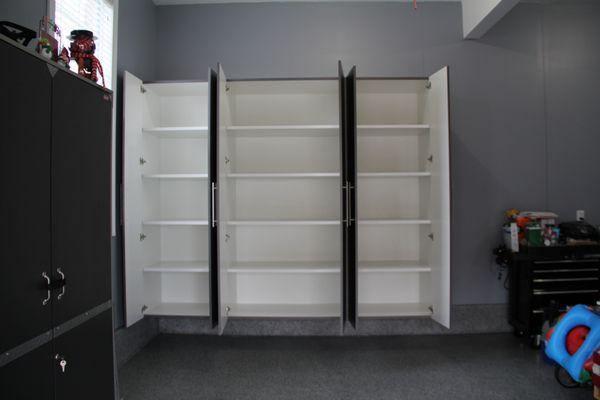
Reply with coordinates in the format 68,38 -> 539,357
119,334 -> 592,400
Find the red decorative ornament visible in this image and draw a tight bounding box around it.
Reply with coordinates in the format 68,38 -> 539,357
68,30 -> 105,87
413,0 -> 418,10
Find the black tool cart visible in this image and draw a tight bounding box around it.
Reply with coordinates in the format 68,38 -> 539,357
508,245 -> 600,347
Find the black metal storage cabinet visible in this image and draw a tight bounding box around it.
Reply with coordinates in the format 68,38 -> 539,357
509,246 -> 600,345
0,36 -> 114,399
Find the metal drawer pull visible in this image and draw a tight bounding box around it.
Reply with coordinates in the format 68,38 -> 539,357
533,268 -> 599,274
57,268 -> 66,300
533,289 -> 598,296
533,277 -> 599,283
533,308 -> 567,315
42,272 -> 51,306
211,182 -> 217,228
534,259 -> 599,265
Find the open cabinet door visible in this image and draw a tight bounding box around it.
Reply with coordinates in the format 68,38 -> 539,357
208,68 -> 219,328
338,62 -> 347,332
424,67 -> 451,328
123,71 -> 147,327
345,66 -> 358,329
217,64 -> 232,335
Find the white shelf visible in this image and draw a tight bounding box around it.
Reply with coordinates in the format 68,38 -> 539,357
228,172 -> 339,179
142,173 -> 208,179
228,220 -> 339,226
144,302 -> 210,317
143,220 -> 209,226
142,126 -> 208,138
358,303 -> 432,317
359,219 -> 431,225
227,303 -> 339,318
358,172 -> 431,178
358,261 -> 431,273
144,261 -> 209,273
357,125 -> 430,135
229,261 -> 339,274
227,125 -> 339,136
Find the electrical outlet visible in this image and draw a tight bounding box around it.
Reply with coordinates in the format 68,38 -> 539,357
576,210 -> 585,221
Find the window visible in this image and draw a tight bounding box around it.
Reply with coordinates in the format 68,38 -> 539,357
52,0 -> 115,89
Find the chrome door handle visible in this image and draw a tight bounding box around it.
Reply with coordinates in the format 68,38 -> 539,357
42,272 -> 51,306
211,182 -> 218,228
57,268 -> 66,300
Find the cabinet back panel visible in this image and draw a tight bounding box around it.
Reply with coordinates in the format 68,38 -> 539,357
234,226 -> 341,262
161,273 -> 210,303
144,81 -> 208,127
229,81 -> 338,125
357,178 -> 425,220
232,136 -> 339,173
357,135 -> 426,172
159,138 -> 208,173
357,80 -> 426,125
358,272 -> 431,304
160,226 -> 209,261
159,181 -> 208,220
230,273 -> 340,304
358,225 -> 421,261
233,179 -> 339,220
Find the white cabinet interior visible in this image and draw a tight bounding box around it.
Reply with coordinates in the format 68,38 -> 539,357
356,70 -> 450,326
219,78 -> 343,318
123,66 -> 450,329
124,73 -> 210,326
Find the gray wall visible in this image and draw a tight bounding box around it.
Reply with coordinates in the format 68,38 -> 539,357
153,1 -> 600,305
0,0 -> 46,43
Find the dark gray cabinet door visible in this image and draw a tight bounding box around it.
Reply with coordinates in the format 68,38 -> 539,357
0,342 -> 53,400
0,40 -> 53,353
51,70 -> 112,325
53,310 -> 115,400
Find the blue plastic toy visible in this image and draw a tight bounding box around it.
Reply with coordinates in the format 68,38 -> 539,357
545,304 -> 600,382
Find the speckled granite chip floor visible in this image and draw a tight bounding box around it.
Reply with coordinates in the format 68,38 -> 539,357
119,333 -> 591,400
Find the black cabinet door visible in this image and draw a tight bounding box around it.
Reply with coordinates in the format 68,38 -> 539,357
0,41 -> 53,353
338,62 -> 348,330
344,67 -> 358,329
51,71 -> 112,325
208,68 -> 219,328
0,342 -> 53,400
53,310 -> 114,400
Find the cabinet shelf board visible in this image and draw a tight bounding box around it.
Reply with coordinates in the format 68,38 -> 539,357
228,303 -> 340,318
357,125 -> 430,134
142,173 -> 208,179
228,220 -> 340,226
358,172 -> 431,178
227,125 -> 339,136
144,261 -> 209,273
359,261 -> 431,273
359,219 -> 431,225
143,220 -> 209,226
358,303 -> 432,317
142,126 -> 208,138
144,302 -> 209,317
229,261 -> 340,274
228,172 -> 339,179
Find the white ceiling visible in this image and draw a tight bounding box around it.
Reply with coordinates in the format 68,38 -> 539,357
154,0 -> 459,5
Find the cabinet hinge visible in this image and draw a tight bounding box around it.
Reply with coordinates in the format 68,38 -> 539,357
140,85 -> 147,94
225,233 -> 231,242
225,84 -> 230,92
139,157 -> 147,165
428,306 -> 433,313
142,305 -> 148,313
139,233 -> 147,241
426,81 -> 432,89
225,156 -> 230,164
427,155 -> 433,163
428,233 -> 434,241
